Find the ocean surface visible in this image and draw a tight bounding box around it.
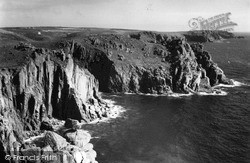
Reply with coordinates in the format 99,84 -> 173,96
84,36 -> 250,163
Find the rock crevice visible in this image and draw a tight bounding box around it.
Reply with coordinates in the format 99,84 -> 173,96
0,45 -> 110,162
69,33 -> 233,94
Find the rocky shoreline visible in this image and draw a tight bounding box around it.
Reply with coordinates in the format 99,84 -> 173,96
0,28 -> 235,163
69,31 -> 233,94
0,43 -> 119,163
15,118 -> 98,163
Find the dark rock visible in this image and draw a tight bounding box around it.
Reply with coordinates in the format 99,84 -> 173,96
191,43 -> 232,86
55,50 -> 66,61
80,33 -> 232,94
184,30 -> 235,43
40,121 -> 54,131
72,42 -> 86,60
64,118 -> 80,129
236,36 -> 244,39
90,37 -> 101,46
118,54 -> 124,60
14,42 -> 35,51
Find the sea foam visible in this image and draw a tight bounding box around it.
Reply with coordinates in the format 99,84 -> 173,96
102,80 -> 246,101
89,99 -> 125,124
197,89 -> 228,96
213,80 -> 246,88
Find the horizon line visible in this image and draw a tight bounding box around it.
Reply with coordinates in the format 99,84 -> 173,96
0,26 -> 249,33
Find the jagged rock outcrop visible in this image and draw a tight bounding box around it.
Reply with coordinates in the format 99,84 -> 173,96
165,38 -> 209,93
68,32 -> 232,94
0,44 -> 111,162
18,130 -> 97,163
191,43 -> 233,85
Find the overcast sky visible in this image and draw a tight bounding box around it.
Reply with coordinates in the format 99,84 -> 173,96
0,0 -> 249,32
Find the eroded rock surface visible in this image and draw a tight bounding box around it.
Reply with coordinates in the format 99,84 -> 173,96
0,28 -> 234,162
19,130 -> 97,163
0,44 -> 110,162
67,32 -> 232,94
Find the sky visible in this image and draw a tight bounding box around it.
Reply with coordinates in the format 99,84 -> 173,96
0,0 -> 250,32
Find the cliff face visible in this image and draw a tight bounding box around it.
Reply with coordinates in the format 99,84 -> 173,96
0,28 -> 234,162
0,44 -> 109,160
69,32 -> 233,94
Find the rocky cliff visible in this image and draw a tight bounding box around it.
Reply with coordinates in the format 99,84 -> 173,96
66,31 -> 233,94
0,27 -> 234,162
183,30 -> 236,42
0,43 -> 110,162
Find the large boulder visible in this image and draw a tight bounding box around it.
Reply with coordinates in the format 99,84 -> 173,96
64,130 -> 91,148
40,121 -> 54,131
65,145 -> 88,163
44,131 -> 69,151
64,118 -> 81,129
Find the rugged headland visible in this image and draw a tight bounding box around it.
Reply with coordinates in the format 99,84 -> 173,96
0,27 -> 235,162
183,30 -> 237,42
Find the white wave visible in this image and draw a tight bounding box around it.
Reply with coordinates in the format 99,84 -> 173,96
140,93 -> 162,97
125,90 -> 225,97
107,80 -> 247,99
89,99 -> 125,124
197,89 -> 228,96
126,92 -> 194,97
110,94 -> 121,97
213,80 -> 246,88
125,92 -> 161,97
232,80 -> 247,86
168,92 -> 193,97
102,99 -> 116,105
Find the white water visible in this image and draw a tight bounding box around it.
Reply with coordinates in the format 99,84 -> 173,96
213,80 -> 246,88
89,99 -> 125,124
123,80 -> 247,97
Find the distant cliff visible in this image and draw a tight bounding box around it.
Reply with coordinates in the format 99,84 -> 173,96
66,31 -> 233,94
183,30 -> 235,42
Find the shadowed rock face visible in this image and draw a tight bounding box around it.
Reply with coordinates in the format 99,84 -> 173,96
0,44 -> 109,160
191,43 -> 233,86
68,32 -> 232,94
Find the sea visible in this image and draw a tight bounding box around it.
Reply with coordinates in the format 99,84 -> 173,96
84,35 -> 250,163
